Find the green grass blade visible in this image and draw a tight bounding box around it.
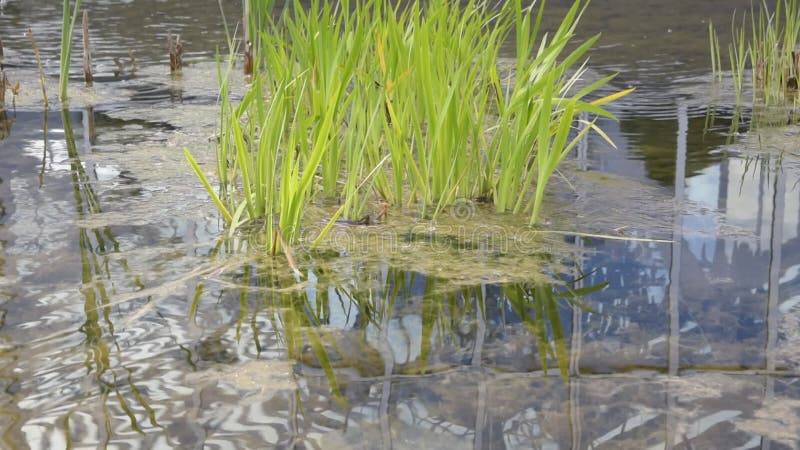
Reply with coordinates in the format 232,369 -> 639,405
184,148 -> 234,224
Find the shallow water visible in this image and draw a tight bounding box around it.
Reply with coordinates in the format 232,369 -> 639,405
2,1 -> 800,449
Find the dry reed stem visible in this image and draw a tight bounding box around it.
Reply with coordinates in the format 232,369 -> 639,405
128,49 -> 137,73
113,57 -> 123,77
0,69 -> 5,105
0,46 -> 10,140
28,29 -> 48,107
273,228 -> 301,277
0,108 -> 10,141
788,51 -> 800,90
168,32 -> 183,73
535,229 -> 673,243
243,42 -> 253,76
0,38 -> 4,106
243,15 -> 253,76
82,10 -> 93,85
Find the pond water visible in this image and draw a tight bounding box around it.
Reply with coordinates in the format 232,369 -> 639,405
2,1 -> 800,449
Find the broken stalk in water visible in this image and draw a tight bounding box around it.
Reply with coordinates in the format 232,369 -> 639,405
168,31 -> 183,74
82,10 -> 93,86
243,15 -> 253,76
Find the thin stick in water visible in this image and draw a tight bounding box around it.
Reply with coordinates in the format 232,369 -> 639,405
28,29 -> 49,107
82,10 -> 93,85
0,69 -> 5,106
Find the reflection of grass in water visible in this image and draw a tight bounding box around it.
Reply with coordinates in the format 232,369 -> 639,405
503,272 -> 605,378
62,109 -> 166,441
189,254 -> 606,406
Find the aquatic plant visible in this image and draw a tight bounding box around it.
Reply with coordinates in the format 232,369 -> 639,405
59,0 -> 83,102
364,0 -> 630,224
186,0 -> 629,255
710,0 -> 800,106
709,22 -> 724,84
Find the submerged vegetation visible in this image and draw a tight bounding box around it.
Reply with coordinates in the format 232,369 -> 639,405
186,0 -> 631,253
710,0 -> 800,114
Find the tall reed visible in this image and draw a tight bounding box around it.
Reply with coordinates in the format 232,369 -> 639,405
709,22 -> 724,84
59,0 -> 83,102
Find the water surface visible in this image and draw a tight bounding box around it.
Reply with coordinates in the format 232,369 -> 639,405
1,1 -> 800,449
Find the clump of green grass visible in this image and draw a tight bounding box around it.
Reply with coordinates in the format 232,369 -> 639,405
710,0 -> 800,107
370,0 -> 630,224
186,0 -> 629,255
